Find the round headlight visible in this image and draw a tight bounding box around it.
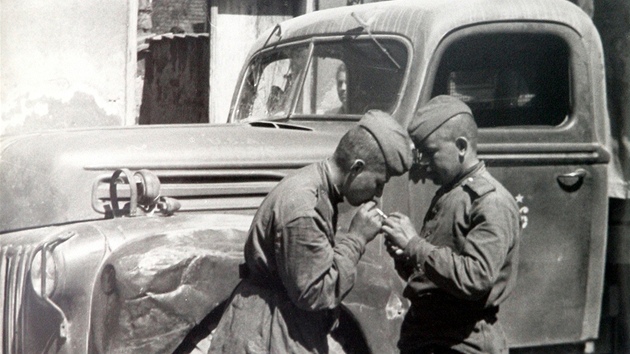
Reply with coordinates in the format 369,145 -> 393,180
30,249 -> 57,298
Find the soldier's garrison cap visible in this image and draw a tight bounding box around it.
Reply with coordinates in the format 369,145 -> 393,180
358,110 -> 412,177
408,95 -> 473,143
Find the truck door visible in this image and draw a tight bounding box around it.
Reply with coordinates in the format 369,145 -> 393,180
411,23 -> 610,348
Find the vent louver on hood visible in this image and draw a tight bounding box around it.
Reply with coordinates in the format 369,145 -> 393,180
248,121 -> 313,131
92,170 -> 286,214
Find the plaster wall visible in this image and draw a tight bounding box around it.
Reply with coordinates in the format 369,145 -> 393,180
1,0 -> 137,135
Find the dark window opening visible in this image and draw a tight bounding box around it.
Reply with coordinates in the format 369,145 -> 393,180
431,33 -> 570,128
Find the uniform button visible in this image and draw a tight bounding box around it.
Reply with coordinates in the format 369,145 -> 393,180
468,177 -> 474,182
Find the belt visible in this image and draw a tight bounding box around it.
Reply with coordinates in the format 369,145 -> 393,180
238,263 -> 339,331
238,263 -> 284,291
408,293 -> 499,325
409,305 -> 499,321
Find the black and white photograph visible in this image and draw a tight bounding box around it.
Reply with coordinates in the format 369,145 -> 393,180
1,0 -> 629,353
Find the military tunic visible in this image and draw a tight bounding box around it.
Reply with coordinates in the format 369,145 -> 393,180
396,162 -> 520,354
209,161 -> 367,354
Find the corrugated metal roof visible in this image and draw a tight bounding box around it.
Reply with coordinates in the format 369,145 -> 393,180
138,32 -> 209,52
148,33 -> 209,41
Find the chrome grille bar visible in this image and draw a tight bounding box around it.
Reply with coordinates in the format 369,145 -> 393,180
1,245 -> 32,354
6,247 -> 18,353
15,246 -> 30,353
0,247 -> 6,353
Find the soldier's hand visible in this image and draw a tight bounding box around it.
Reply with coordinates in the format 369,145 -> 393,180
349,201 -> 383,244
381,212 -> 417,251
384,239 -> 404,258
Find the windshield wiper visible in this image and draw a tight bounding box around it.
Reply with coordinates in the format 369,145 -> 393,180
263,23 -> 282,48
254,24 -> 283,90
350,12 -> 401,70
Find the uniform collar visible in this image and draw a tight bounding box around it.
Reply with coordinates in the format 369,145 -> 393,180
321,160 -> 343,205
441,161 -> 485,193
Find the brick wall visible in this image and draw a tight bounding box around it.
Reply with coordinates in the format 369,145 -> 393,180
152,0 -> 208,34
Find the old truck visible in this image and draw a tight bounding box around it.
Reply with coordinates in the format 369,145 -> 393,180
1,0 -> 626,352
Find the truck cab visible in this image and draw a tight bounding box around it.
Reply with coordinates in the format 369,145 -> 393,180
227,1 -> 610,348
0,0 -> 612,352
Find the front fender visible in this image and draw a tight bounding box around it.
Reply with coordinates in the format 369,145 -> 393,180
343,233 -> 409,354
88,226 -> 248,353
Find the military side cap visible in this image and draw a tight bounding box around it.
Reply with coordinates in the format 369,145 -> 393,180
358,110 -> 413,177
408,95 -> 472,143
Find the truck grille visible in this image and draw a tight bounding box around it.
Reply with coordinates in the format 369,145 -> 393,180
0,244 -> 33,353
92,170 -> 287,214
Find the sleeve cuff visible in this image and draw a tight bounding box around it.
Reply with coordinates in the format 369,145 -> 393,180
347,232 -> 367,252
337,232 -> 367,257
403,236 -> 435,271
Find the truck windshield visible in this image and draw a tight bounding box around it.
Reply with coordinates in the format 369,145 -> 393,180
233,38 -> 408,122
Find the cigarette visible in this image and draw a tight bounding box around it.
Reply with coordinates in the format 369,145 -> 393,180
375,208 -> 387,219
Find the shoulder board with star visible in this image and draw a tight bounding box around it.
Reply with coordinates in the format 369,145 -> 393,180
462,175 -> 496,198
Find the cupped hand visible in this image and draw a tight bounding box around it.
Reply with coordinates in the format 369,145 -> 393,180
384,238 -> 404,257
348,201 -> 383,244
381,212 -> 417,250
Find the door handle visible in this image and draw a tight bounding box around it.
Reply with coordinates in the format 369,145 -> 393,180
557,169 -> 587,191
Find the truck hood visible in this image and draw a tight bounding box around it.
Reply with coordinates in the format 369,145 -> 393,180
0,212 -> 252,353
0,122 -> 349,233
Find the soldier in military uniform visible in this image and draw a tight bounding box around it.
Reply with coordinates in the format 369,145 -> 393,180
382,96 -> 521,354
209,110 -> 412,354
